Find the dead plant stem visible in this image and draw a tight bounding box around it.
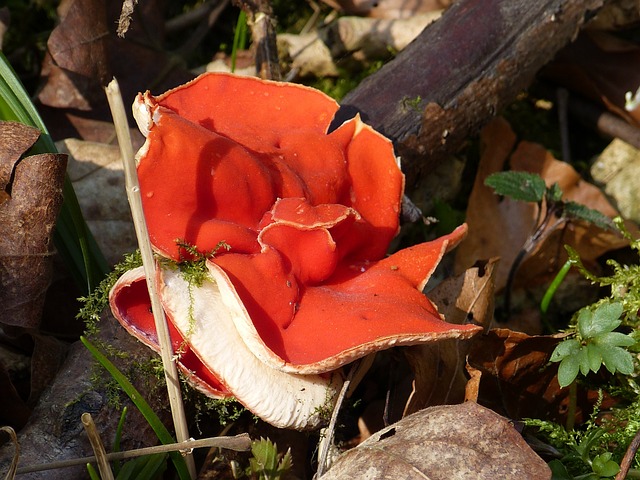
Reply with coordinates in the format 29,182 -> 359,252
616,426 -> 640,480
15,435 -> 251,475
81,413 -> 114,480
104,78 -> 196,479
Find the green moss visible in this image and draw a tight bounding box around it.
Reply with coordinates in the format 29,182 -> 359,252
400,95 -> 423,113
78,250 -> 143,337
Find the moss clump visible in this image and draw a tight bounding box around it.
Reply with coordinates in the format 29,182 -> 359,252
78,250 -> 143,336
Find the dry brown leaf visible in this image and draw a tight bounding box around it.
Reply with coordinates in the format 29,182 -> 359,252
591,139 -> 640,223
0,122 -> 67,329
38,0 -> 194,142
320,402 -> 550,479
466,329 -> 565,422
404,259 -> 497,414
464,363 -> 482,402
39,0 -> 110,110
511,140 -> 628,284
589,0 -> 640,30
455,117 -> 627,293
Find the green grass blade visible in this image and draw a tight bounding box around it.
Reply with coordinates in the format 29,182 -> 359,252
231,10 -> 247,73
540,258 -> 573,315
80,336 -> 191,480
115,459 -> 138,480
111,406 -> 128,476
0,52 -> 109,293
86,462 -> 102,480
134,453 -> 167,480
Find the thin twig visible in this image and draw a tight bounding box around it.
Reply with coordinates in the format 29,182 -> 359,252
15,435 -> 252,475
616,426 -> 640,480
315,381 -> 350,478
104,78 -> 196,479
81,413 -> 114,480
557,87 -> 571,163
316,360 -> 369,478
568,94 -> 640,150
1,426 -> 19,480
234,0 -> 281,80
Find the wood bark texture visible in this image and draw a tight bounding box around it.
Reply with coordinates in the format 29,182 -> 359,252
335,0 -> 607,192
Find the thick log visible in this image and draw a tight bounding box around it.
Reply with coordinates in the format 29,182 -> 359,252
335,0 -> 607,194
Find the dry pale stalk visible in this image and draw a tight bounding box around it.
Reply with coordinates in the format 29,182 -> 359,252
81,413 -> 114,480
104,78 -> 196,479
15,434 -> 252,475
1,426 -> 19,480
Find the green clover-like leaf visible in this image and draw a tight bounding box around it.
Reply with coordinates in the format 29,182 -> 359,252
600,345 -> 634,375
591,452 -> 620,478
557,355 -> 581,388
577,309 -> 596,339
550,338 -> 581,362
585,343 -> 603,373
594,331 -> 636,348
577,347 -> 591,376
578,303 -> 623,339
484,171 -> 546,203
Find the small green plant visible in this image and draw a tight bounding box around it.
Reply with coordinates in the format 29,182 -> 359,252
401,95 -> 423,113
550,301 -> 636,388
78,250 -> 143,337
525,221 -> 640,477
484,171 -> 615,317
231,10 -> 248,73
244,437 -> 293,480
81,336 -> 191,480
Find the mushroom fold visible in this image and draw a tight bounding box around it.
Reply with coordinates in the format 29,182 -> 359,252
110,72 -> 481,430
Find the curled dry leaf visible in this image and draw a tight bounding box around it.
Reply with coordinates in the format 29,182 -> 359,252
0,122 -> 67,329
39,0 -> 110,110
455,117 -> 627,293
466,328 -> 566,422
404,258 -> 497,415
319,401 -> 550,479
109,73 -> 481,429
38,0 -> 194,142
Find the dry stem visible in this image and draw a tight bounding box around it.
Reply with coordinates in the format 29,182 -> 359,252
104,78 -> 196,479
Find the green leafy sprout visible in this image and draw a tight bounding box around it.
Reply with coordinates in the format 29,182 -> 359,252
550,301 -> 636,388
484,171 -> 616,318
246,437 -> 293,480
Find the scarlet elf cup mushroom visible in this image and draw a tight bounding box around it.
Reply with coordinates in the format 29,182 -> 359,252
108,72 -> 481,430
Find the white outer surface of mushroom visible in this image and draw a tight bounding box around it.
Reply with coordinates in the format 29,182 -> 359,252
158,264 -> 342,430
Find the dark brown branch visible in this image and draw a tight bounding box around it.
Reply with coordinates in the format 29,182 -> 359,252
233,0 -> 281,80
568,94 -> 640,149
336,0 -> 607,195
615,426 -> 640,480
